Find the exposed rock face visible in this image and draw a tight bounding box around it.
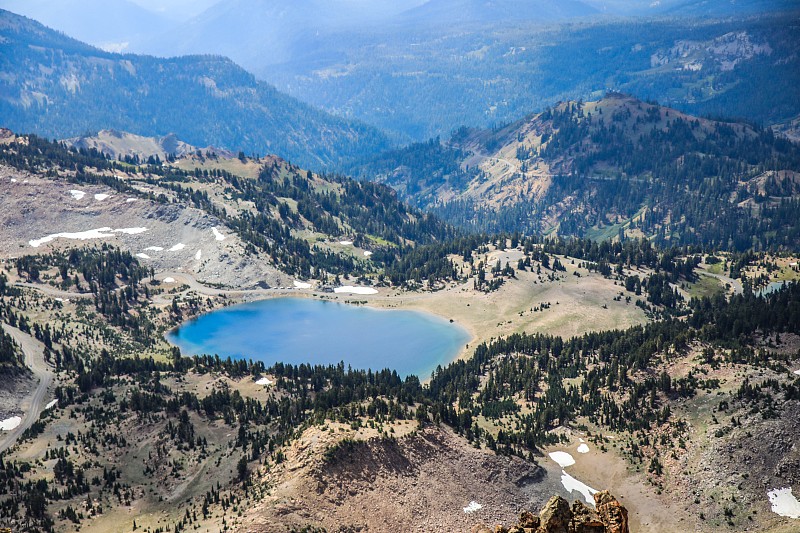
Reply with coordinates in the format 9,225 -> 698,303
593,491 -> 629,533
476,491 -> 629,533
539,496 -> 572,533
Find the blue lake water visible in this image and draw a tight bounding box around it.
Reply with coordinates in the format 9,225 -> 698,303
166,297 -> 471,379
756,281 -> 786,296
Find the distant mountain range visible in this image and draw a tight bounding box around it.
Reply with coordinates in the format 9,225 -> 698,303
1,1 -> 797,145
0,0 -> 173,52
266,11 -> 800,141
0,9 -> 389,170
399,0 -> 598,26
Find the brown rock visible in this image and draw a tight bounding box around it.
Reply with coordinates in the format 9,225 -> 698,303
474,491 -> 631,533
593,491 -> 629,533
538,495 -> 572,533
571,500 -> 605,533
519,510 -> 540,529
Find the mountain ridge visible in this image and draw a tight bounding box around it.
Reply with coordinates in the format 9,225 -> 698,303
0,9 -> 390,171
352,93 -> 800,249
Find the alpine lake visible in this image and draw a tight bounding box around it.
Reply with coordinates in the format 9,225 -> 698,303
167,297 -> 471,379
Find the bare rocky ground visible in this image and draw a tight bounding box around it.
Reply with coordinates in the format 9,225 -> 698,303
244,424 -> 563,532
0,164 -> 287,289
0,365 -> 33,419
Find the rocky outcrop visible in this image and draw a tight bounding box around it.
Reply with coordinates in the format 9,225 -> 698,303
474,491 -> 629,533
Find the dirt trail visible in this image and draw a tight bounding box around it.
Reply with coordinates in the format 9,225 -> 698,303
0,324 -> 54,453
13,281 -> 95,299
701,271 -> 744,295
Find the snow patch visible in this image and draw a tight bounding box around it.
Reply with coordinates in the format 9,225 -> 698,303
463,501 -> 483,514
293,280 -> 312,289
212,227 -> 226,241
69,190 -> 86,200
334,286 -> 378,295
169,243 -> 185,252
145,246 -> 164,251
10,178 -> 17,183
560,471 -> 598,506
126,198 -> 137,203
768,488 -> 800,518
28,227 -> 150,248
115,227 -> 147,235
577,443 -> 590,454
794,370 -> 800,376
338,240 -> 353,245
136,253 -> 151,259
364,251 -> 373,257
163,277 -> 175,283
255,377 -> 273,386
45,399 -> 58,410
195,250 -> 202,260
94,193 -> 111,201
30,228 -> 114,247
548,451 -> 576,468
0,416 -> 22,431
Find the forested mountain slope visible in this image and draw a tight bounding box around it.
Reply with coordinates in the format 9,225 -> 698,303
0,130 -> 454,286
0,9 -> 389,170
352,93 -> 800,250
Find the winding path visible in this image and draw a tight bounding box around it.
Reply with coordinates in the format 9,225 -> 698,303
13,281 -> 95,299
700,270 -> 744,295
0,324 -> 54,453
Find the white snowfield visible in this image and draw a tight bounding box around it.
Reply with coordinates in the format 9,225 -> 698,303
548,451 -> 576,468
195,250 -> 202,260
163,277 -> 175,283
126,198 -> 137,203
561,471 -> 598,505
548,449 -> 599,506
794,370 -> 800,376
364,251 -> 373,257
463,501 -> 483,513
136,253 -> 151,259
45,399 -> 58,410
69,190 -> 86,200
169,243 -> 186,251
293,280 -> 312,289
94,193 -> 111,201
29,227 -> 149,247
0,416 -> 22,431
577,443 -> 590,453
768,488 -> 800,518
255,377 -> 273,386
212,227 -> 226,241
145,246 -> 164,251
333,286 -> 378,295
338,240 -> 353,245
